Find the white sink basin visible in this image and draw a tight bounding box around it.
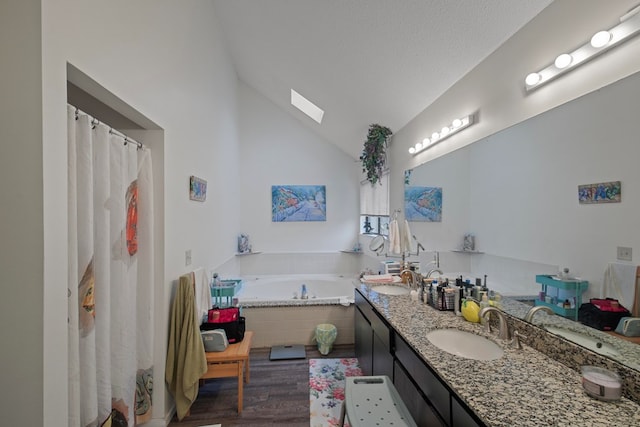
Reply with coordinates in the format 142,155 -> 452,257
545,326 -> 620,357
371,284 -> 411,296
426,329 -> 504,360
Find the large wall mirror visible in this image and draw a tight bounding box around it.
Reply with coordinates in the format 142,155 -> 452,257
404,70 -> 640,372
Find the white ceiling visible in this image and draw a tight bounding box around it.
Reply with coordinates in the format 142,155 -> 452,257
213,0 -> 553,160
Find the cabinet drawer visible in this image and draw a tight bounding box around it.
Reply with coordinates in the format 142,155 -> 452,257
354,305 -> 373,376
369,309 -> 392,351
355,289 -> 392,351
355,290 -> 374,322
394,360 -> 446,427
451,396 -> 485,427
395,334 -> 451,426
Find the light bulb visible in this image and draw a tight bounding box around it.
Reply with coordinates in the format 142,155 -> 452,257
440,127 -> 450,136
431,132 -> 439,140
415,142 -> 422,151
554,53 -> 572,69
591,30 -> 612,48
422,138 -> 430,145
452,118 -> 462,128
525,72 -> 541,86
408,147 -> 416,154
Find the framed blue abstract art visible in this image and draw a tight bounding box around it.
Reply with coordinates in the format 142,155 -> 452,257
272,185 -> 326,222
578,181 -> 621,204
405,186 -> 442,222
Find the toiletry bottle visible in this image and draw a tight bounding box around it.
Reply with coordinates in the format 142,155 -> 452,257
423,282 -> 430,304
211,272 -> 220,287
301,284 -> 308,299
479,293 -> 489,324
492,291 -> 503,309
454,284 -> 462,316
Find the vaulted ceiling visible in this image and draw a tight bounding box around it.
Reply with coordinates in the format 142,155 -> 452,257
213,0 -> 554,159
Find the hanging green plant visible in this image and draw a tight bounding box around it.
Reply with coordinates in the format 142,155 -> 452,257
360,124 -> 393,185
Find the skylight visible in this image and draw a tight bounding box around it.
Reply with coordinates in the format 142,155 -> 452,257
291,89 -> 324,124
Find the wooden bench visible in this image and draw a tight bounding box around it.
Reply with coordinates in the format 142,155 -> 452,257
200,331 -> 253,413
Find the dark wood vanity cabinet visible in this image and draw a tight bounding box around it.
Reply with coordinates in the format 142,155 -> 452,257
395,333 -> 449,426
354,289 -> 394,378
354,300 -> 373,375
354,289 -> 485,427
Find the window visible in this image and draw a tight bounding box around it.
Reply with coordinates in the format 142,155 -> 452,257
360,172 -> 389,235
360,215 -> 389,235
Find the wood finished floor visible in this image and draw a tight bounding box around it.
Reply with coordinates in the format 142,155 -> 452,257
168,344 -> 355,427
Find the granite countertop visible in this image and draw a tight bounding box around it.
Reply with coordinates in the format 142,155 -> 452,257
357,282 -> 640,427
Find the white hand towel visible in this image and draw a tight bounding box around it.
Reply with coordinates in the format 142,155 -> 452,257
602,262 -> 636,311
362,274 -> 395,283
193,267 -> 211,324
389,220 -> 401,254
402,220 -> 414,253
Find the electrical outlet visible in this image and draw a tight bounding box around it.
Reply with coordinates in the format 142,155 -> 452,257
185,249 -> 192,266
617,246 -> 632,261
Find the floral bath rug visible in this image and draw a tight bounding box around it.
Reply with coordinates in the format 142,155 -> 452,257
309,358 -> 362,427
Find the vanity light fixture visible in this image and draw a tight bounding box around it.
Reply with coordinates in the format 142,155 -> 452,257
525,5 -> 640,92
409,114 -> 475,155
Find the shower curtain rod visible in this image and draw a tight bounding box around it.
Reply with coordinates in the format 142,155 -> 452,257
71,104 -> 145,150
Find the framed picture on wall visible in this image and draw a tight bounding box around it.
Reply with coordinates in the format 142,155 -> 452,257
405,186 -> 442,222
189,176 -> 207,202
272,185 -> 326,221
578,181 -> 621,204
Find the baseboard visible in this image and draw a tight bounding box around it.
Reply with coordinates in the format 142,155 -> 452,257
150,403 -> 175,427
144,419 -> 170,427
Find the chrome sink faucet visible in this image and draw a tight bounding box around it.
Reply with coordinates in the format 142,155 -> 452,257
399,269 -> 421,289
479,306 -> 511,340
524,305 -> 554,322
425,268 -> 443,279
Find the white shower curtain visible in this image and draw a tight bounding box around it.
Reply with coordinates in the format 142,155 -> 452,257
68,105 -> 154,427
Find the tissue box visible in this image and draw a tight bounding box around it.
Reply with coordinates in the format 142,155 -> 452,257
615,317 -> 640,337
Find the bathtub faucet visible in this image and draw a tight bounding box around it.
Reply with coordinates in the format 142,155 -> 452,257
301,284 -> 308,299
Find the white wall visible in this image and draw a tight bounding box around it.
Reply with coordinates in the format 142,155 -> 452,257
238,82 -> 360,253
391,0 -> 640,175
0,2 -> 44,426
38,1 -> 240,425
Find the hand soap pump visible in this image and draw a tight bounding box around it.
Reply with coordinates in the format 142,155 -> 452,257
454,282 -> 463,316
479,292 -> 489,324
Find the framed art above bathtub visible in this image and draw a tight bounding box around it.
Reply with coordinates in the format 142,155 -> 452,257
272,185 -> 326,222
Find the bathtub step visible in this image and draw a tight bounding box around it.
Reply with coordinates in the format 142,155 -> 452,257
269,344 -> 306,360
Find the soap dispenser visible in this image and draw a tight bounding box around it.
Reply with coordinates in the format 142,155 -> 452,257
479,292 -> 489,325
